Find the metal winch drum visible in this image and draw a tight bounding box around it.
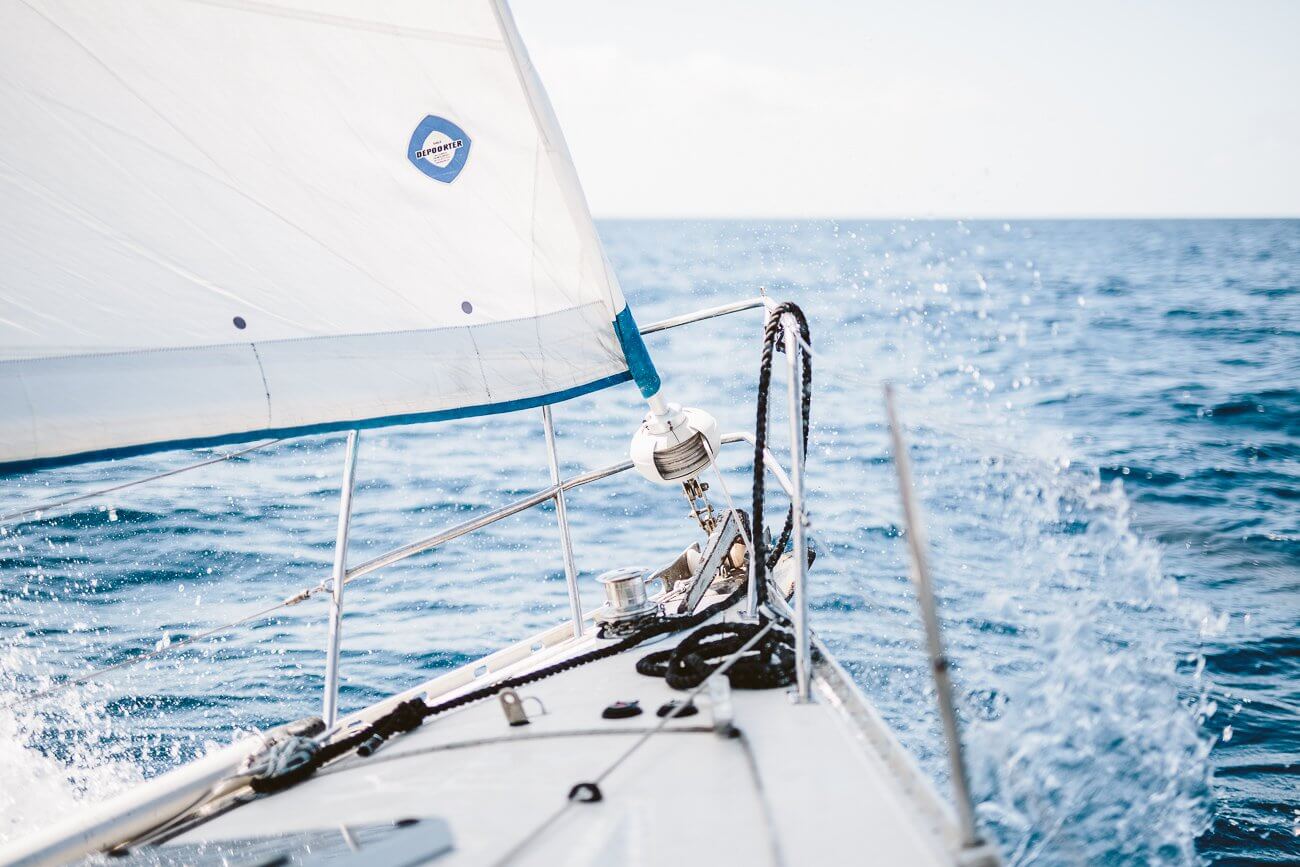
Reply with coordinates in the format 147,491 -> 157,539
593,567 -> 662,630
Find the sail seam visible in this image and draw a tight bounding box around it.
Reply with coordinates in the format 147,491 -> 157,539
15,0 -> 227,177
248,342 -> 274,427
179,0 -> 508,50
462,326 -> 493,404
0,99 -> 433,327
0,303 -> 613,366
529,138 -> 548,393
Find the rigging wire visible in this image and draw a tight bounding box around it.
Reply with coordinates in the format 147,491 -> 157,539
0,308 -> 1016,695
0,580 -> 328,712
6,300 -> 817,859
247,580 -> 753,795
490,621 -> 778,867
700,438 -> 755,562
0,435 -> 759,714
0,439 -> 283,525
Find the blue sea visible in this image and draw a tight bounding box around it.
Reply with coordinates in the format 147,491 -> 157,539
1,220 -> 1296,865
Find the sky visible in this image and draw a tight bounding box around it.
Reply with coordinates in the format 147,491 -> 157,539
511,0 -> 1300,219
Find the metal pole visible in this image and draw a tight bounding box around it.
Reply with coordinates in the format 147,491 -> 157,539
784,317 -> 811,702
341,434 -> 784,587
0,439 -> 282,525
322,430 -> 360,728
638,296 -> 767,335
542,406 -> 584,638
883,384 -> 989,856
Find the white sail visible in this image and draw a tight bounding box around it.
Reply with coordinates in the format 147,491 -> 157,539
0,0 -> 659,472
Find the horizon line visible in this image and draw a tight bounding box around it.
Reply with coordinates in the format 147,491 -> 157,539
590,214 -> 1300,222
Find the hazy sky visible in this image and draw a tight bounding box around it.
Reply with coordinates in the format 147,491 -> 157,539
511,0 -> 1299,219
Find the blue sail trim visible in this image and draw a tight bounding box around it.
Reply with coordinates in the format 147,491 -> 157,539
0,371 -> 632,476
613,305 -> 661,399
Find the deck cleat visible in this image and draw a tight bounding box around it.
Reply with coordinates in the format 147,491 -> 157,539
656,699 -> 699,718
600,700 -> 643,720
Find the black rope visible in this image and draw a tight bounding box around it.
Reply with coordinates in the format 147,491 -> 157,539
250,302 -> 815,797
250,582 -> 749,795
635,621 -> 796,690
752,302 -> 812,604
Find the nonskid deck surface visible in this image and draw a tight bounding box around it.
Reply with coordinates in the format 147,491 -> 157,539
147,590 -> 960,866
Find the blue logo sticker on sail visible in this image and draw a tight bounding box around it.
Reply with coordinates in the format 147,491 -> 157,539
408,116 -> 471,183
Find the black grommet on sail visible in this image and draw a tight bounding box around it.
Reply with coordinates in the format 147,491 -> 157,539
568,782 -> 603,802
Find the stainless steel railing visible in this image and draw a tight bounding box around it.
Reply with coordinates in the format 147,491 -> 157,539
322,432 -> 790,610
782,314 -> 812,701
321,430 -> 359,727
2,292 -> 987,859
316,300 -> 988,867
318,298 -> 780,722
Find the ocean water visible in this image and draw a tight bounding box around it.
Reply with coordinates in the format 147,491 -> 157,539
0,219 -> 1296,865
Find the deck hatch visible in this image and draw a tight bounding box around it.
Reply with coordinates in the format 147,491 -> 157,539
87,817 -> 452,865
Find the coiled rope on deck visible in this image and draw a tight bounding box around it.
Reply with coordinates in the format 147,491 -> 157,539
634,621 -> 796,690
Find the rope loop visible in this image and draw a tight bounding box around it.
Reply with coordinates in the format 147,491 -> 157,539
243,734 -> 321,793
636,621 -> 796,691
752,302 -> 813,604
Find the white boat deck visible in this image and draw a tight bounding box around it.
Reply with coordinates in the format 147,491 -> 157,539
156,590 -> 961,866
0,584 -> 968,867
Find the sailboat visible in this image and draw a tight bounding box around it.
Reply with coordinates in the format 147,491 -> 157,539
0,1 -> 1000,864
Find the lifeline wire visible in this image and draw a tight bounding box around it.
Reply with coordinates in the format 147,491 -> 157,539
491,621 -> 777,867
0,439 -> 283,524
0,581 -> 327,711
594,621 -> 775,783
0,438 -> 757,713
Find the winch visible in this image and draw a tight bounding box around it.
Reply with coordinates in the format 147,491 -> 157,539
629,395 -> 720,485
629,394 -> 724,534
593,567 -> 662,634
